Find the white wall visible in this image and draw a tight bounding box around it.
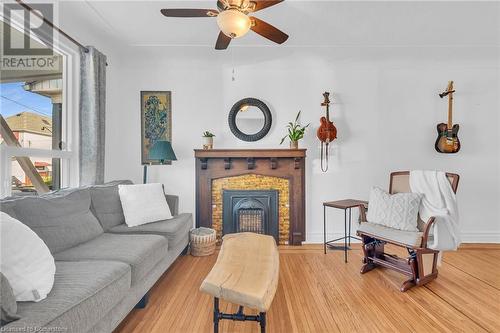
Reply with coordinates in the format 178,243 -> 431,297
103,45 -> 500,243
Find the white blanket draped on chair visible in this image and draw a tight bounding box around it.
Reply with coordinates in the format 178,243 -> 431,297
409,170 -> 461,251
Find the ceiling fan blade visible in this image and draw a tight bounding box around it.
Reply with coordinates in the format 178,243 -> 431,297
215,31 -> 231,50
251,0 -> 284,12
250,17 -> 288,44
160,9 -> 218,17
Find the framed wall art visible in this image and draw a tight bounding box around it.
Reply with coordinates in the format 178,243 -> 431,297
140,91 -> 172,165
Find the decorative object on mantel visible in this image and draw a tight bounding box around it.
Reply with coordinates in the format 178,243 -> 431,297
435,81 -> 460,154
190,227 -> 216,256
317,92 -> 337,172
143,140 -> 177,183
202,131 -> 215,150
280,111 -> 309,149
160,1 -> 288,50
140,91 -> 172,165
194,149 -> 306,245
228,98 -> 272,142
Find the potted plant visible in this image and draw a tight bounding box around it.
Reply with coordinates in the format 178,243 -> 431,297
202,131 -> 215,149
280,111 -> 309,149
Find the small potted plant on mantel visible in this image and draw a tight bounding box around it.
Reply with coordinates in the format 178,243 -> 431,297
202,131 -> 215,150
280,111 -> 310,149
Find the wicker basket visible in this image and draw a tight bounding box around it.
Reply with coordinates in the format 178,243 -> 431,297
190,227 -> 216,256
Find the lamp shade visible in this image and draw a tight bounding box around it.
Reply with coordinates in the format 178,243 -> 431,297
216,9 -> 251,38
148,140 -> 177,163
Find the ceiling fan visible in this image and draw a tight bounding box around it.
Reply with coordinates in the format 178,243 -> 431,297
160,0 -> 288,50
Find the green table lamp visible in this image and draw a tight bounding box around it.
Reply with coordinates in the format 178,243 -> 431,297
144,140 -> 177,183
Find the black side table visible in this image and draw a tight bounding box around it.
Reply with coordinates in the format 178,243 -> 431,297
323,199 -> 368,263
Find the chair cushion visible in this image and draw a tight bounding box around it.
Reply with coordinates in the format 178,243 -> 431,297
89,180 -> 133,231
4,261 -> 130,333
357,222 -> 423,247
10,188 -> 104,253
53,233 -> 168,285
109,213 -> 192,249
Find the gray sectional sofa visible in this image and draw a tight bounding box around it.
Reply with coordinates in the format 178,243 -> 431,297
0,180 -> 192,333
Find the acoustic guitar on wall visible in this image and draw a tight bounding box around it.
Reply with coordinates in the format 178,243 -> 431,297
435,81 -> 460,154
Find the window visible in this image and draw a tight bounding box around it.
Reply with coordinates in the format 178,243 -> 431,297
0,10 -> 78,197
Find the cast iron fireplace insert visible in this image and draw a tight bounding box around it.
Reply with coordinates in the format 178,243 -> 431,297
222,190 -> 279,242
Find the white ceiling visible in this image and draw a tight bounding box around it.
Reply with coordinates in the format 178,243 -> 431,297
59,1 -> 499,48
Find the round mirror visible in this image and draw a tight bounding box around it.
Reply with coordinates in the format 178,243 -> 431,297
235,105 -> 265,134
228,98 -> 272,141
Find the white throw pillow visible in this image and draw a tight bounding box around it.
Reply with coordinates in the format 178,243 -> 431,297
118,183 -> 173,227
0,212 -> 56,302
366,187 -> 422,232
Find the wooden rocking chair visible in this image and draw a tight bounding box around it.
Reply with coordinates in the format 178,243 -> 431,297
356,171 -> 459,292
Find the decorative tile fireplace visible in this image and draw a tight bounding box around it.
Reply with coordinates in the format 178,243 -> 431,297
222,190 -> 279,242
195,149 -> 306,245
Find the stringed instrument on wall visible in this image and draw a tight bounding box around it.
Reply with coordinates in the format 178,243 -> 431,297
317,92 -> 337,172
435,81 -> 460,154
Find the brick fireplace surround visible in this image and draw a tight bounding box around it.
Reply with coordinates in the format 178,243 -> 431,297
194,149 -> 306,245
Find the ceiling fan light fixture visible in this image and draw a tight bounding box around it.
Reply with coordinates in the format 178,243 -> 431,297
216,9 -> 251,38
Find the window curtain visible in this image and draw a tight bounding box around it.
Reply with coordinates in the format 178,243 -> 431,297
79,46 -> 106,185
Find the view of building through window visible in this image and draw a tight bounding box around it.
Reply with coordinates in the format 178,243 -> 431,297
0,80 -> 63,195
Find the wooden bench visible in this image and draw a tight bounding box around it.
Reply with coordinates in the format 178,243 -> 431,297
200,232 -> 279,333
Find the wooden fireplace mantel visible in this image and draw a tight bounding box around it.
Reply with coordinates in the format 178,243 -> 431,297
195,149 -> 306,158
194,149 -> 306,245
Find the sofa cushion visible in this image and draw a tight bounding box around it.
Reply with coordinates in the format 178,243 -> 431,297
11,188 -> 104,254
89,180 -> 133,231
53,233 -> 169,285
0,200 -> 18,220
164,194 -> 179,216
357,222 -> 423,247
4,261 -> 130,333
1,273 -> 20,325
109,213 -> 192,249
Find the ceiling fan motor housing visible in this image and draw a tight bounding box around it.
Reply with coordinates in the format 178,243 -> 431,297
218,0 -> 255,13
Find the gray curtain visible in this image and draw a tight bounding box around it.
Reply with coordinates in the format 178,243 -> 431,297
79,46 -> 106,185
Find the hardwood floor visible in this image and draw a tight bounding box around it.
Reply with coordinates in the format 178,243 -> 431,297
115,244 -> 500,333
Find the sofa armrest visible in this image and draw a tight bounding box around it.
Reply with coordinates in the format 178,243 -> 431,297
165,194 -> 179,216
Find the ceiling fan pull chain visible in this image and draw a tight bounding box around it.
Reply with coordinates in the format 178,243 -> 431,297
231,48 -> 236,81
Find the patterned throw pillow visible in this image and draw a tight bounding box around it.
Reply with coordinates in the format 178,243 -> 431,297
366,187 -> 422,232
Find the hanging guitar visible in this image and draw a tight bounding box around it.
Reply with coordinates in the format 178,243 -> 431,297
317,92 -> 337,172
435,81 -> 460,153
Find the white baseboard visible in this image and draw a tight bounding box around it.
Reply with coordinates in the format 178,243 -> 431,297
460,232 -> 500,243
304,232 -> 500,244
304,232 -> 362,244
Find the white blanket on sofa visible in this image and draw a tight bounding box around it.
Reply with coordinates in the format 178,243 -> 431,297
409,170 -> 460,251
